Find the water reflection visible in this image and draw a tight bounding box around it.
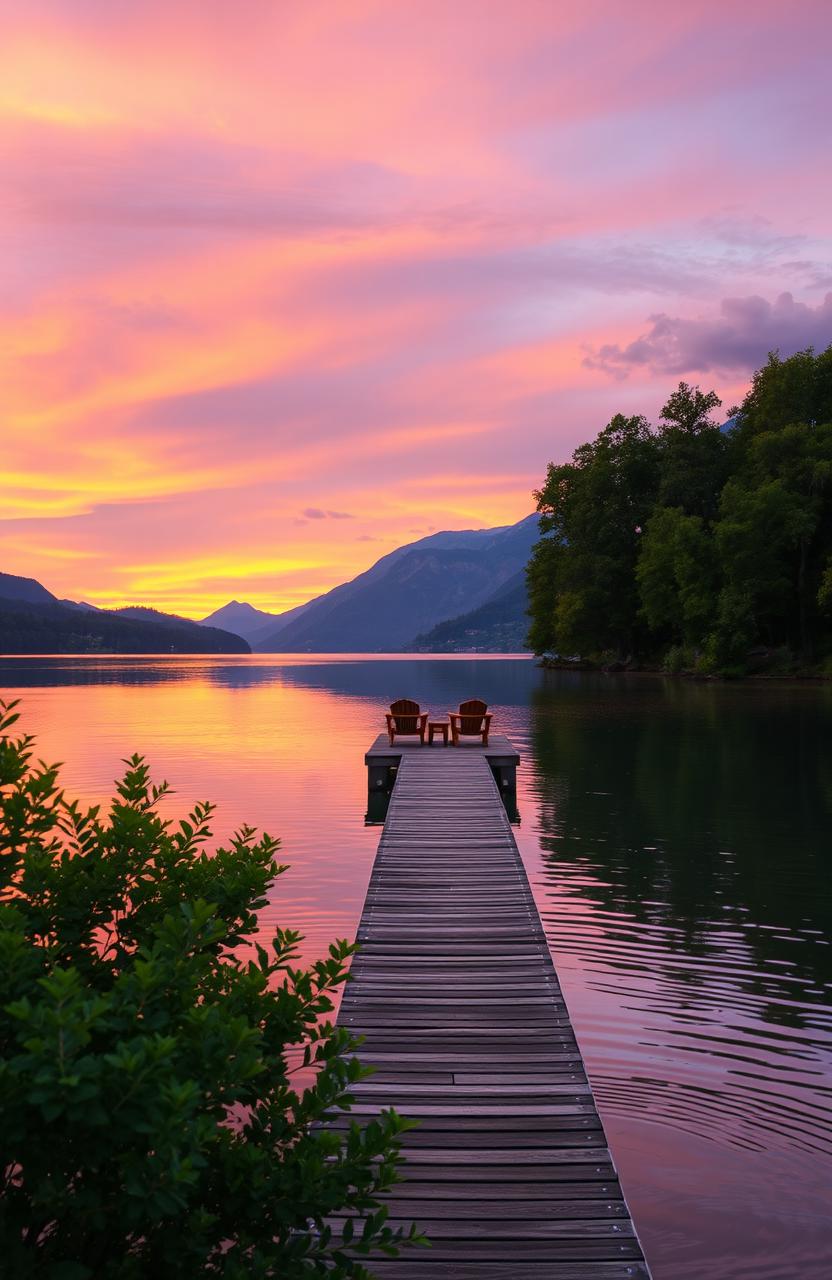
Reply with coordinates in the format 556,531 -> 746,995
520,672 -> 832,1279
527,673 -> 832,1002
0,654 -> 539,703
3,657 -> 831,1279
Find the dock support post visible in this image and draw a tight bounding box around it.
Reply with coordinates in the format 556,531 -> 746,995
367,762 -> 395,792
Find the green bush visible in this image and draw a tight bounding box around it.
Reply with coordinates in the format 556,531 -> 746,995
0,700 -> 421,1278
700,587 -> 756,676
662,645 -> 697,675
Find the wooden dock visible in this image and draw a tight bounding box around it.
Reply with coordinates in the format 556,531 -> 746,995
333,738 -> 651,1278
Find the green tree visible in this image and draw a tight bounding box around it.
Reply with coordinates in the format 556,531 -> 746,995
702,585 -> 756,675
636,506 -> 719,650
712,422 -> 832,663
525,533 -> 565,655
0,700 -> 420,1278
632,384 -> 727,664
819,557 -> 832,615
656,383 -> 730,521
736,346 -> 832,438
659,382 -> 722,434
530,414 -> 661,658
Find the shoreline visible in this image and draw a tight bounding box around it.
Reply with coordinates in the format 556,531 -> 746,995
538,658 -> 832,683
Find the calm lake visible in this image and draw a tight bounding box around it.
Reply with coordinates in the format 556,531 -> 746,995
3,655 -> 831,1279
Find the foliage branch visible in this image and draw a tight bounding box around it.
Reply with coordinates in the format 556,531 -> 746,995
0,699 -> 421,1277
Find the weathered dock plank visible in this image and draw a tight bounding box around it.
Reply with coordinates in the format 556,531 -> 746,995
339,744 -> 651,1277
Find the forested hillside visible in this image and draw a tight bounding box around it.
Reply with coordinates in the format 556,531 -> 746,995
0,598 -> 250,654
527,347 -> 832,675
412,573 -> 529,652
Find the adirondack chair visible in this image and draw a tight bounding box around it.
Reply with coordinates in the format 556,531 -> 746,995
448,699 -> 492,746
386,698 -> 428,746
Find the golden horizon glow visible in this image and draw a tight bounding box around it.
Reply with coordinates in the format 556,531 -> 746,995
2,2 -> 830,616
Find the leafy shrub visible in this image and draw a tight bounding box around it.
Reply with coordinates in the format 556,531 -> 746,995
700,587 -> 756,676
0,700 -> 420,1278
662,645 -> 697,675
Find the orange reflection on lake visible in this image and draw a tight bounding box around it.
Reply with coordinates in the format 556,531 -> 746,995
3,655 -> 831,1280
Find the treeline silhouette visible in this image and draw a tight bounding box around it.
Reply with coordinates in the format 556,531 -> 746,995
0,599 -> 250,654
527,347 -> 832,674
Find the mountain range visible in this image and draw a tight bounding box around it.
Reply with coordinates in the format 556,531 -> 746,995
411,569 -> 529,652
201,514 -> 537,652
1,513 -> 538,655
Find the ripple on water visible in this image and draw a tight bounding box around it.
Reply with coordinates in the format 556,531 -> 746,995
5,658 -> 832,1279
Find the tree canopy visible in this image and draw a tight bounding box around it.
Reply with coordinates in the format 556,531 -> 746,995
527,349 -> 832,674
0,700 -> 420,1277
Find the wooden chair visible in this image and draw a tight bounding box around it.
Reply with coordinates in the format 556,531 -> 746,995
386,698 -> 428,746
449,699 -> 492,746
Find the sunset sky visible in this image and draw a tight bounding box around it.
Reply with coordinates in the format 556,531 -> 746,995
2,0 -> 831,617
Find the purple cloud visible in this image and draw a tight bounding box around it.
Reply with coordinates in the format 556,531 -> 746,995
301,507 -> 355,520
584,292 -> 832,378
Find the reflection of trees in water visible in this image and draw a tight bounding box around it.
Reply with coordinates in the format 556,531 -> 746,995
529,674 -> 832,1011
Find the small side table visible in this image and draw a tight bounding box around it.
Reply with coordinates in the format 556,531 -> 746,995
428,720 -> 449,745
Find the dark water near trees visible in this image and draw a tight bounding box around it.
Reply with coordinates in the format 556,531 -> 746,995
3,655 -> 830,1279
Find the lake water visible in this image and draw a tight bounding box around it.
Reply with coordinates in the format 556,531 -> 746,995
2,655 -> 831,1279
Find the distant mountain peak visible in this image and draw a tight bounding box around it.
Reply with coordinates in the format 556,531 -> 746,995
253,513 -> 538,653
199,598 -> 313,645
0,571 -> 58,606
